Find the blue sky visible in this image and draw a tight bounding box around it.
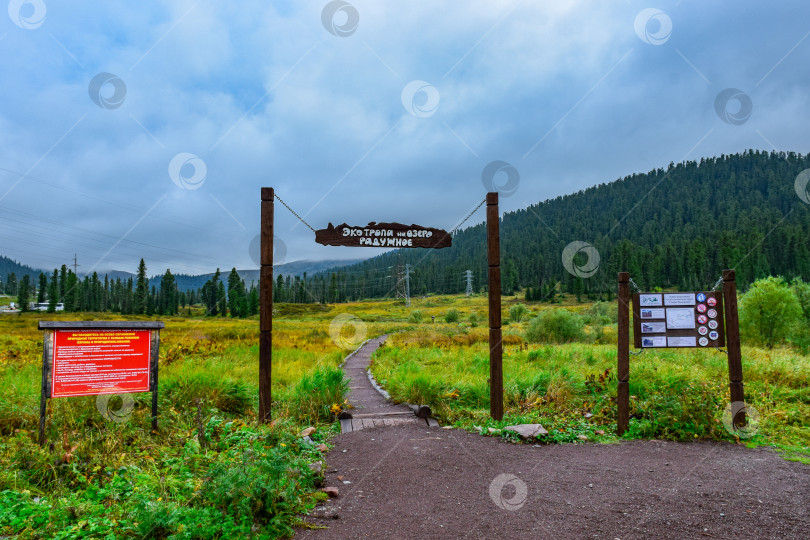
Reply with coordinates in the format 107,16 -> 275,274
1,1 -> 808,275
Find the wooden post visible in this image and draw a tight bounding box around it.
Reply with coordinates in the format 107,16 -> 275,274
259,188 -> 274,423
38,331 -> 52,446
722,269 -> 745,425
617,272 -> 630,436
150,329 -> 160,432
486,192 -> 503,420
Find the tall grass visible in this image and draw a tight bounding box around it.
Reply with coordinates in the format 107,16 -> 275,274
371,327 -> 810,455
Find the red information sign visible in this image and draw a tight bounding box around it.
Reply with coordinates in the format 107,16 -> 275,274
51,329 -> 152,397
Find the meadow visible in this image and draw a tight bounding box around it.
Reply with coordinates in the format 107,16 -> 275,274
0,293 -> 807,538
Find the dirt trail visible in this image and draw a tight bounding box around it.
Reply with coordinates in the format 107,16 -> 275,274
296,339 -> 809,539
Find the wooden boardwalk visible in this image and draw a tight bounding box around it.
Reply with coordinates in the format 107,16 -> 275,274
339,336 -> 437,433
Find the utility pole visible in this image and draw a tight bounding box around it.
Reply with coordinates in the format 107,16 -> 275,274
464,270 -> 473,296
73,254 -> 80,276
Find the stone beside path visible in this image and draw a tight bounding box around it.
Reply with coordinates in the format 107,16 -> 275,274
339,335 -> 432,433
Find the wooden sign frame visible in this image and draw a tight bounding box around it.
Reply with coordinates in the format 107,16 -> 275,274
259,188 -> 504,422
616,270 -> 744,435
37,321 -> 164,446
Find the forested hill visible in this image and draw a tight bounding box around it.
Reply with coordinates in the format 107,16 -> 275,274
0,256 -> 40,284
319,150 -> 810,299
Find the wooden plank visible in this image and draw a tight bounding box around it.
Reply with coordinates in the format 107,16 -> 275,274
38,321 -> 165,329
352,411 -> 413,418
340,418 -> 353,433
487,192 -> 503,421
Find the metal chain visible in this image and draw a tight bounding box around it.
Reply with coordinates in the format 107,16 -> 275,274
628,277 -> 643,293
710,275 -> 724,292
449,199 -> 486,235
274,194 -> 316,233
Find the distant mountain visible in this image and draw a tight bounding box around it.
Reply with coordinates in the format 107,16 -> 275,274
1,254 -> 364,293
139,259 -> 365,292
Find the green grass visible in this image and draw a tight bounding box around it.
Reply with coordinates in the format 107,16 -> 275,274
1,293 -> 807,538
0,305 -> 408,538
369,308 -> 810,462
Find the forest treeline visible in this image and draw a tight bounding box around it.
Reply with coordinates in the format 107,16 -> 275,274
4,150 -> 809,310
4,259 -> 259,317
298,150 -> 810,302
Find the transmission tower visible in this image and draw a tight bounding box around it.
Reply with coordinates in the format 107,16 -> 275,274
464,269 -> 473,296
404,264 -> 411,307
395,264 -> 412,306
73,254 -> 80,276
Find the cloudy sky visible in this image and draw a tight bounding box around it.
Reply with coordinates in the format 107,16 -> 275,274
0,0 -> 808,276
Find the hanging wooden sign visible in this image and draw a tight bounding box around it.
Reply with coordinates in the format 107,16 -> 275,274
315,222 -> 452,249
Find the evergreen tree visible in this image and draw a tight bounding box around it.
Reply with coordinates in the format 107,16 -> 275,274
37,272 -> 47,303
134,259 -> 148,314
47,269 -> 59,312
17,275 -> 30,311
159,269 -> 177,315
64,271 -> 79,312
227,268 -> 246,317
216,281 -> 227,316
6,273 -> 17,296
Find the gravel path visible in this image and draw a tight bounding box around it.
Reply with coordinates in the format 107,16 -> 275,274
296,339 -> 809,539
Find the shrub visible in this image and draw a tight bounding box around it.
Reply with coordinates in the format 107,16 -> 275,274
791,278 -> 810,321
584,301 -> 617,325
408,309 -> 424,323
444,309 -> 460,323
525,309 -> 585,343
467,312 -> 480,326
509,304 -> 528,323
739,276 -> 802,348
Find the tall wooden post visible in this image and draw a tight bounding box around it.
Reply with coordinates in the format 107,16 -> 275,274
259,188 -> 274,422
486,192 -> 503,420
617,272 -> 630,435
722,269 -> 745,426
